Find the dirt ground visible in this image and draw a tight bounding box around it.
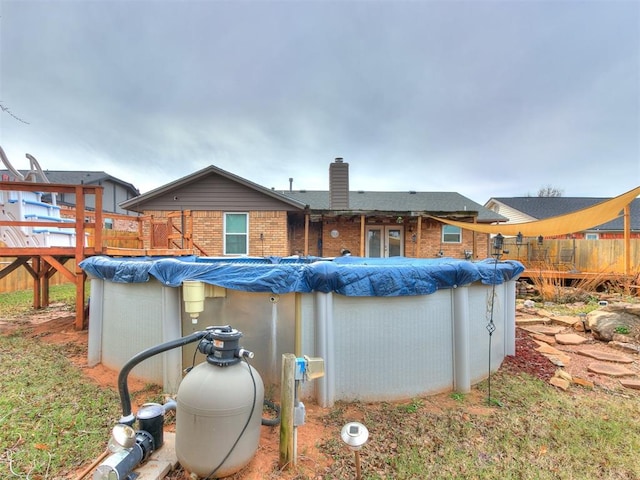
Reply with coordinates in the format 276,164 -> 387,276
1,307 -> 340,480
2,300 -> 638,480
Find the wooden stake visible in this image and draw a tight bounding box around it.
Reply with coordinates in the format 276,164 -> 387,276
279,353 -> 296,469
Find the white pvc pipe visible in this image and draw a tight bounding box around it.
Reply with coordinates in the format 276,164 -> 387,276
452,286 -> 470,393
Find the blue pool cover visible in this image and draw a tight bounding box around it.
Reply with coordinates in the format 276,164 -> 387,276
79,255 -> 525,297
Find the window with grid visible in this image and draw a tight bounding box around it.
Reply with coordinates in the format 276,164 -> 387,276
224,213 -> 248,255
442,225 -> 462,243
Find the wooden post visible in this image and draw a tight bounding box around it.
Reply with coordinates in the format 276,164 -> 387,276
279,353 -> 296,469
94,186 -> 103,254
416,216 -> 422,258
41,259 -> 50,307
32,256 -> 42,309
304,214 -> 309,256
74,186 -> 86,330
359,215 -> 365,257
473,216 -> 478,259
624,204 -> 631,275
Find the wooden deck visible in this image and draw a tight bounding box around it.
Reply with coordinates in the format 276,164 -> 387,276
0,182 -> 197,330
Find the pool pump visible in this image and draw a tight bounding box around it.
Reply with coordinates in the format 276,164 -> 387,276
93,325 -> 265,480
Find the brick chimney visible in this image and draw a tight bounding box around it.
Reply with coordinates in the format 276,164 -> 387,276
329,157 -> 349,209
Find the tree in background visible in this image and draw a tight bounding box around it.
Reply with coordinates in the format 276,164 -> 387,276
538,185 -> 564,197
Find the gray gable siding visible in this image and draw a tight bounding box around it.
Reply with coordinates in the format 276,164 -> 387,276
138,175 -> 303,212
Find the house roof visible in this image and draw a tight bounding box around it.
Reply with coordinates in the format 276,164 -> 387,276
0,169 -> 140,195
488,197 -> 640,231
119,163 -> 505,221
120,165 -> 308,211
280,190 -> 505,222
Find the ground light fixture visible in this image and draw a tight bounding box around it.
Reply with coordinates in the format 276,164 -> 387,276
341,422 -> 369,480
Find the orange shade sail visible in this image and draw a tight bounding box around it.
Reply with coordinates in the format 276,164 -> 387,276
432,186 -> 640,237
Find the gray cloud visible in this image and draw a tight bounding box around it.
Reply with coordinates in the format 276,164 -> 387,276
1,0 -> 638,203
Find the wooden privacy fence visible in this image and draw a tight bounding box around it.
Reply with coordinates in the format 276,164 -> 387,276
502,238 -> 640,273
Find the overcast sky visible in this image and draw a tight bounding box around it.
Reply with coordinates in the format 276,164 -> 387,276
1,0 -> 639,204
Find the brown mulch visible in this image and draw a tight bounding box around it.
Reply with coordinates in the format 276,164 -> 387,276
501,327 -> 557,382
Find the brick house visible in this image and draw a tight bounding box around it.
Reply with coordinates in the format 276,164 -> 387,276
120,158 -> 506,259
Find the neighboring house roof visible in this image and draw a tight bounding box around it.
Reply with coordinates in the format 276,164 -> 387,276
486,197 -> 640,231
280,190 -> 505,223
0,169 -> 140,196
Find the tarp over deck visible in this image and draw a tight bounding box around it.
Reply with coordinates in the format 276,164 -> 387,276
79,255 -> 524,297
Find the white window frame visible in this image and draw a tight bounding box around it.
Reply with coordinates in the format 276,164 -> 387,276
585,233 -> 599,240
224,212 -> 249,255
442,225 -> 462,243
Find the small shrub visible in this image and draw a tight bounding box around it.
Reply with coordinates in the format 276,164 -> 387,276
450,392 -> 466,402
614,325 -> 631,335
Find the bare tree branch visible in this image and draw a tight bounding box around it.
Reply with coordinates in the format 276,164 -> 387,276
0,102 -> 30,124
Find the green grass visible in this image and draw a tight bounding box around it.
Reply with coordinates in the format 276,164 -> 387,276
320,373 -> 640,479
0,283 -> 82,317
0,334 -> 120,479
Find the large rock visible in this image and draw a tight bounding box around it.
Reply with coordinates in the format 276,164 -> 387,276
602,303 -> 640,316
587,305 -> 640,342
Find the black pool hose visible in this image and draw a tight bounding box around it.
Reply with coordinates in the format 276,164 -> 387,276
117,330 -> 208,424
261,398 -> 281,426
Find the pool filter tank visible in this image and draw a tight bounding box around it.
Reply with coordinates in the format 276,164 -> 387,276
176,326 -> 264,479
97,325 -> 265,480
